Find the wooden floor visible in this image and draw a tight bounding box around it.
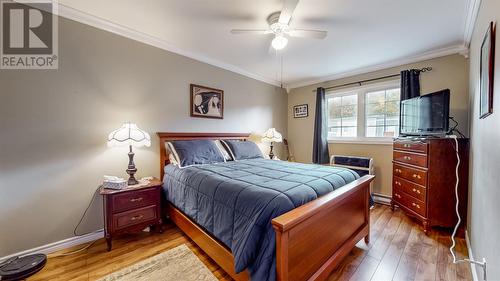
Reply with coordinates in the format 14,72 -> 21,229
30,204 -> 471,281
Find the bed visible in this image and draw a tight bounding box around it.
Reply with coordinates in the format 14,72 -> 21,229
158,132 -> 374,281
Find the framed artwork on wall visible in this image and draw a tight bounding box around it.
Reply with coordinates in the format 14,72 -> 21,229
293,104 -> 308,118
190,84 -> 224,119
479,21 -> 496,119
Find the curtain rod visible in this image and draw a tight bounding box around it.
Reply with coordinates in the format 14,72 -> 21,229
312,67 -> 432,92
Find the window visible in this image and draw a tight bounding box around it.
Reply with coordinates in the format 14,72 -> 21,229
328,94 -> 358,137
365,88 -> 400,137
326,81 -> 400,141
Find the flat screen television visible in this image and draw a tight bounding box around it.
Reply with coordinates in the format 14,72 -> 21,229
400,89 -> 450,136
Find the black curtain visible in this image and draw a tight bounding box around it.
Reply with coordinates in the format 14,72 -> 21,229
400,69 -> 421,100
312,87 -> 330,164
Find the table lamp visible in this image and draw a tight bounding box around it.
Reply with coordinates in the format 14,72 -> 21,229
107,122 -> 151,185
262,128 -> 282,159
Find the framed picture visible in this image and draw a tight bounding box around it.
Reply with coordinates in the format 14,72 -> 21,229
293,104 -> 308,118
190,84 -> 224,119
479,21 -> 496,119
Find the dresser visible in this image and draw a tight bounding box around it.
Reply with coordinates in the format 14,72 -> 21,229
100,178 -> 163,251
391,137 -> 469,234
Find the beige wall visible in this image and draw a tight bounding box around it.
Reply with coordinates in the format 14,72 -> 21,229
0,17 -> 287,257
468,0 -> 500,279
288,54 -> 469,196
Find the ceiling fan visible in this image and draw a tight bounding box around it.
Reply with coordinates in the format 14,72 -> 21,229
230,0 -> 327,51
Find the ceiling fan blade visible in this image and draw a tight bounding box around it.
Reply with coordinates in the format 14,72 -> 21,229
288,29 -> 327,39
230,29 -> 273,35
278,0 -> 299,24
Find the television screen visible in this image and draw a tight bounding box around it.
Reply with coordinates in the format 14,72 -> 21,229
400,89 -> 450,136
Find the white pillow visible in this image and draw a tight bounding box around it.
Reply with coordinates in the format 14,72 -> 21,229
215,140 -> 233,161
166,142 -> 180,165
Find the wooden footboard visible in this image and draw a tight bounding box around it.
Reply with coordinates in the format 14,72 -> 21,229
272,175 -> 373,281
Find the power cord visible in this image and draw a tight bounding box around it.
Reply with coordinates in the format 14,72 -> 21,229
447,135 -> 487,280
449,117 -> 466,138
49,186 -> 102,258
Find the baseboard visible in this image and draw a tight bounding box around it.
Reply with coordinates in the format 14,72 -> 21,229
0,229 -> 104,263
465,230 -> 480,281
372,193 -> 391,205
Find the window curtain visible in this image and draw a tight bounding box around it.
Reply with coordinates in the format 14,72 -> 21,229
400,69 -> 421,100
312,87 -> 330,164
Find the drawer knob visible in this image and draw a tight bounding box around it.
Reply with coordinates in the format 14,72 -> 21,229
395,169 -> 401,173
130,197 -> 143,202
395,181 -> 401,186
412,188 -> 421,194
412,174 -> 421,179
412,202 -> 421,209
394,193 -> 401,198
404,144 -> 410,148
404,156 -> 412,160
130,215 -> 144,221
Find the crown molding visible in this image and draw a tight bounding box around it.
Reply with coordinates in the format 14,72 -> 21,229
463,0 -> 482,48
287,44 -> 468,90
55,3 -> 281,87
31,2 -> 478,91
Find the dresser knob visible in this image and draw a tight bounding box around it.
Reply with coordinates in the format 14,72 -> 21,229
396,181 -> 401,186
404,144 -> 410,148
130,197 -> 143,202
412,188 -> 421,194
394,193 -> 401,198
413,174 -> 417,178
412,202 -> 421,209
404,156 -> 412,160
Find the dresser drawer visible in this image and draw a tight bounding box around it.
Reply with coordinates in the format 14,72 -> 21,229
393,164 -> 427,186
111,188 -> 158,213
393,176 -> 426,202
393,187 -> 426,217
113,205 -> 157,230
393,140 -> 428,154
393,150 -> 428,168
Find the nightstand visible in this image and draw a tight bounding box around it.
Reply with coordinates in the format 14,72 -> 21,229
100,178 -> 163,251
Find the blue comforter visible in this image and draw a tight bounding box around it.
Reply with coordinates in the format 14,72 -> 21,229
162,158 -> 359,281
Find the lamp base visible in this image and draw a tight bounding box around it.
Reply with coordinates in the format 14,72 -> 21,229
127,176 -> 138,186
126,145 -> 139,186
269,143 -> 275,160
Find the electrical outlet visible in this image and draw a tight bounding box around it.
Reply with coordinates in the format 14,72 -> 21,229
481,258 -> 487,281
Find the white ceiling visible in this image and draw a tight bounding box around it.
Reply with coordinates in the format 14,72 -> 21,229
58,0 -> 472,88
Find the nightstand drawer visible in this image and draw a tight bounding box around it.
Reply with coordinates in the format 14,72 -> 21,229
111,187 -> 158,213
393,176 -> 426,202
393,150 -> 427,168
393,163 -> 427,186
393,187 -> 426,217
113,205 -> 157,230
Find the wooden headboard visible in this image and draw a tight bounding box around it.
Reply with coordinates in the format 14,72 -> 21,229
157,132 -> 250,180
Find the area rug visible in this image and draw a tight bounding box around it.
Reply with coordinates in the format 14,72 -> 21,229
97,244 -> 217,281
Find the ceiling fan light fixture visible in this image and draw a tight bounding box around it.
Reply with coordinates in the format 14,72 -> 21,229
271,35 -> 288,50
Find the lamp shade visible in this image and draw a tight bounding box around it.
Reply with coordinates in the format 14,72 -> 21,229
107,122 -> 151,148
262,128 -> 283,143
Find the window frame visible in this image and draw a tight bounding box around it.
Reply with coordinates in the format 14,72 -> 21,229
326,80 -> 400,145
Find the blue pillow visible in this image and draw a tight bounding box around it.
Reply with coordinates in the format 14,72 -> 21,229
170,140 -> 225,167
221,140 -> 263,160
